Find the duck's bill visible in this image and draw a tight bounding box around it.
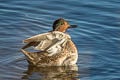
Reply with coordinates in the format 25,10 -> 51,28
68,25 -> 79,28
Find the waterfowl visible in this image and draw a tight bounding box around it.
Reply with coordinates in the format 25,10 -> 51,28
21,18 -> 78,67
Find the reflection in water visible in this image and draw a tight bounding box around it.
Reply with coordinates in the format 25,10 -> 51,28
22,64 -> 79,80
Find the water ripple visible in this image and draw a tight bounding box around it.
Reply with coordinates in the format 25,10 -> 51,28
0,0 -> 120,80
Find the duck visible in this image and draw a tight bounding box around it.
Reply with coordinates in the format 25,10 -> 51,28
21,18 -> 78,67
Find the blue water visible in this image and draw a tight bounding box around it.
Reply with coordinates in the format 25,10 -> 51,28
0,0 -> 120,80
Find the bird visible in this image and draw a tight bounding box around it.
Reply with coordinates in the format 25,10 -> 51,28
21,18 -> 78,67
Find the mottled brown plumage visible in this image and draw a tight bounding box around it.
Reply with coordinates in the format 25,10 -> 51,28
21,18 -> 78,67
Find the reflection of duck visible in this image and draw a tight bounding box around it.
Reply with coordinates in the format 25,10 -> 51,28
21,18 -> 78,66
22,64 -> 79,80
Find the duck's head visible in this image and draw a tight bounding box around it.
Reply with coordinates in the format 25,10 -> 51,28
52,18 -> 78,32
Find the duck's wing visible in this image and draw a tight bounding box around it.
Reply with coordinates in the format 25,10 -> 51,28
44,32 -> 71,56
22,32 -> 53,49
22,31 -> 71,55
22,32 -> 53,50
23,32 -> 50,44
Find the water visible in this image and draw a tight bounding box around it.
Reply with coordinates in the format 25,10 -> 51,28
0,0 -> 120,80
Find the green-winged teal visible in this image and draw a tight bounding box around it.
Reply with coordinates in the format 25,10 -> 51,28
21,18 -> 78,67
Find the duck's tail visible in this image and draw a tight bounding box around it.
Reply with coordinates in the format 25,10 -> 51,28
21,49 -> 35,64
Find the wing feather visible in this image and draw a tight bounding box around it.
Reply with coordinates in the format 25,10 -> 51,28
22,31 -> 71,55
23,32 -> 50,43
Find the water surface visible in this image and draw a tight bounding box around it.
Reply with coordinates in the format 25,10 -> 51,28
0,0 -> 120,80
